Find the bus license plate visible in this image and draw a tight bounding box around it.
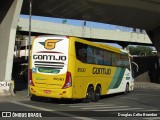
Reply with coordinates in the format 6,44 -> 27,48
44,90 -> 51,94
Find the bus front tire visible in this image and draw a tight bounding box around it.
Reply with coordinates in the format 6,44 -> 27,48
124,83 -> 129,95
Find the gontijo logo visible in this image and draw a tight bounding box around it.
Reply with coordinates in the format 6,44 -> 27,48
39,39 -> 61,50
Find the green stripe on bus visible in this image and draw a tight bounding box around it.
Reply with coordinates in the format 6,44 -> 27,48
113,68 -> 125,88
108,68 -> 121,89
108,68 -> 126,89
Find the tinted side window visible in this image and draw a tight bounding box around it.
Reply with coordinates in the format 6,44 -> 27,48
75,42 -> 87,63
75,42 -> 129,68
104,51 -> 112,66
87,46 -> 94,64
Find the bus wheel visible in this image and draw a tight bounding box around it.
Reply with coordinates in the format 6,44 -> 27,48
82,86 -> 94,103
93,86 -> 101,102
124,84 -> 129,95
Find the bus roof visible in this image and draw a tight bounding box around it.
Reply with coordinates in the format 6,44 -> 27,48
33,35 -> 128,54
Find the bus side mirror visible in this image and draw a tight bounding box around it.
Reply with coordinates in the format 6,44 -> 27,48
132,62 -> 139,72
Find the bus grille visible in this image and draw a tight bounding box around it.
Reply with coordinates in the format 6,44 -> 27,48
34,61 -> 64,69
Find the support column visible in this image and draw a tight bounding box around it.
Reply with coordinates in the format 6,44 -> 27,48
147,29 -> 160,84
0,0 -> 23,95
147,28 -> 160,53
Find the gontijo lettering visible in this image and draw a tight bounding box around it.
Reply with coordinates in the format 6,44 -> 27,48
92,67 -> 111,75
33,55 -> 66,61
